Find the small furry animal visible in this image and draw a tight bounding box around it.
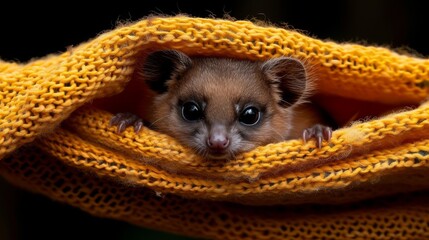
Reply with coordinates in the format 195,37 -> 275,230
110,50 -> 332,160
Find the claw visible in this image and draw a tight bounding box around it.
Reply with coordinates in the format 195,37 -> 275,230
302,124 -> 332,148
302,129 -> 309,144
317,136 -> 322,148
134,120 -> 144,132
109,112 -> 144,134
109,113 -> 123,126
324,127 -> 332,141
118,121 -> 127,133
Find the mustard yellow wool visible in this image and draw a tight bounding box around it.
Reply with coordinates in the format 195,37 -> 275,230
1,16 -> 429,239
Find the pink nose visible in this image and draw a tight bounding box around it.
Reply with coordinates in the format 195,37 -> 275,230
207,125 -> 230,150
207,134 -> 230,150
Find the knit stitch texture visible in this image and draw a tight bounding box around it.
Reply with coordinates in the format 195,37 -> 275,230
1,16 -> 429,239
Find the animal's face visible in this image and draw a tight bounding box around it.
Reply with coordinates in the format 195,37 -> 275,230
142,50 -> 309,160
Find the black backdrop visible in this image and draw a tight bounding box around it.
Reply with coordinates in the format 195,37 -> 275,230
0,1 -> 428,239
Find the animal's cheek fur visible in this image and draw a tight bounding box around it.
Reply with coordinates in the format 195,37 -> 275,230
229,126 -> 257,153
193,126 -> 208,142
175,122 -> 209,150
228,129 -> 243,152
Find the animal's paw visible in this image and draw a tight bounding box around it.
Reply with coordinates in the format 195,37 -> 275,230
302,124 -> 332,148
109,112 -> 144,133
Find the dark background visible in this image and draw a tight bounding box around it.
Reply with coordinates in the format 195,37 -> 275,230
0,1 -> 428,239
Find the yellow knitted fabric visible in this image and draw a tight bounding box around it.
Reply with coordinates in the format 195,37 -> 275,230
1,16 -> 429,239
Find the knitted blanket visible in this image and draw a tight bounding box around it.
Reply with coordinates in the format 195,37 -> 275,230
1,16 -> 429,239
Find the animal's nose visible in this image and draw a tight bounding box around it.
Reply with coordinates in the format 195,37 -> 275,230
207,125 -> 230,150
207,134 -> 230,149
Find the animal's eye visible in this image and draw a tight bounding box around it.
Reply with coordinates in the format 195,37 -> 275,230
239,106 -> 261,126
181,102 -> 203,121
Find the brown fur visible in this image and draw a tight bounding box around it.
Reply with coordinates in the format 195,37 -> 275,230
143,51 -> 327,160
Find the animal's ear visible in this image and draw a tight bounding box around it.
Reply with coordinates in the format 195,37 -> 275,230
141,50 -> 192,94
261,57 -> 308,107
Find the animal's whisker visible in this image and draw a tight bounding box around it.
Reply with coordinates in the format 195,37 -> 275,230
148,114 -> 170,128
